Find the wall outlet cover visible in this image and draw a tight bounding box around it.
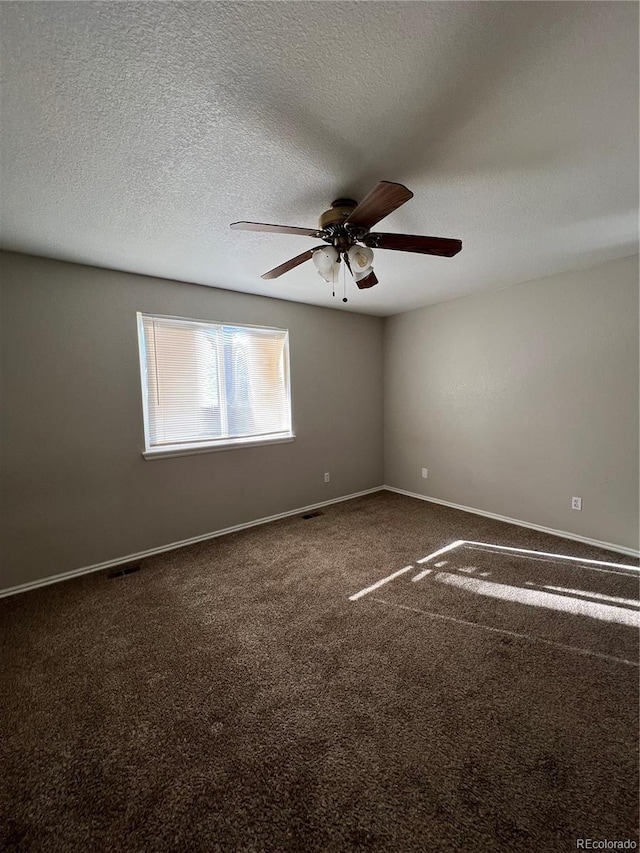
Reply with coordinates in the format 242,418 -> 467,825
421,468 -> 428,479
571,497 -> 582,511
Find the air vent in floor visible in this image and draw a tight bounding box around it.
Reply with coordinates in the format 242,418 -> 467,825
301,511 -> 324,520
107,565 -> 141,579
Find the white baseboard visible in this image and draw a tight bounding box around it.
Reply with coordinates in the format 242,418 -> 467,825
383,485 -> 640,559
0,486 -> 384,599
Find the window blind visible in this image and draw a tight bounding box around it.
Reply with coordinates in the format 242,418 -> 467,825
138,314 -> 292,453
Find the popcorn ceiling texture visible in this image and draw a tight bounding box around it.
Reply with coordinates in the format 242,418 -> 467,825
0,2 -> 638,315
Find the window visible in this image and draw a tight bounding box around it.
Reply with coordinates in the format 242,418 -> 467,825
137,313 -> 293,458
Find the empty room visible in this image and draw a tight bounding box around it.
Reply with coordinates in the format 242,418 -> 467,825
1,2 -> 638,851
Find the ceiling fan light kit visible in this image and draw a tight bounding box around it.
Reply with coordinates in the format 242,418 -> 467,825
230,181 -> 462,296
347,244 -> 374,273
312,245 -> 339,283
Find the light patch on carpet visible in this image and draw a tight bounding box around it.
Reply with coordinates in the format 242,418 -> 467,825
411,568 -> 432,582
434,572 -> 640,628
465,547 -> 638,578
528,582 -> 640,609
415,540 -> 465,565
348,565 -> 414,601
463,542 -> 639,572
372,597 -> 640,668
349,539 -> 638,601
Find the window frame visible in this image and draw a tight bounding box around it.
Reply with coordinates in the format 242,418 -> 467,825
136,312 -> 295,460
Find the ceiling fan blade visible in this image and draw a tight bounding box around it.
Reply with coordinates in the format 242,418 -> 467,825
231,221 -> 322,238
355,270 -> 378,290
261,247 -> 325,280
344,181 -> 413,230
364,232 -> 462,257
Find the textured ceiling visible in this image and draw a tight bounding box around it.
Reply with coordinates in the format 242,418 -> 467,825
1,2 -> 638,316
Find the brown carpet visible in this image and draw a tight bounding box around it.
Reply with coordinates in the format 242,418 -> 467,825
1,491 -> 638,852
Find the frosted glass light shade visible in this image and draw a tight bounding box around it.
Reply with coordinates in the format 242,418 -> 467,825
312,246 -> 338,275
347,245 -> 374,272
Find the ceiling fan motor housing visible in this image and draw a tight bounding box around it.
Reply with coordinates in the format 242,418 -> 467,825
318,198 -> 358,230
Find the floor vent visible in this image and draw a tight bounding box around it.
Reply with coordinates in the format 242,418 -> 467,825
107,565 -> 141,579
301,511 -> 324,520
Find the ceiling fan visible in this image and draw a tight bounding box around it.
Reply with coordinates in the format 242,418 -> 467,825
230,181 -> 462,291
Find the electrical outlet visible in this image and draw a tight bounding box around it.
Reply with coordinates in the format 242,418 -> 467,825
324,472 -> 330,483
421,468 -> 428,479
571,497 -> 582,511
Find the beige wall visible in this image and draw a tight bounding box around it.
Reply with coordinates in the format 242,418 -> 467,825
0,252 -> 384,590
384,255 -> 640,551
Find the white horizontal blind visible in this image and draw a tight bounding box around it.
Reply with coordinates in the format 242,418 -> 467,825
138,314 -> 292,450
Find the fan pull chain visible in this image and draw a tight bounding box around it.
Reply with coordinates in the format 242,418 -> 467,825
342,258 -> 348,303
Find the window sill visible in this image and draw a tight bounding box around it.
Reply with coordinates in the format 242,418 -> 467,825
142,434 -> 295,460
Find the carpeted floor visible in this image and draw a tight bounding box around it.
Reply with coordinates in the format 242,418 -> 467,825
1,491 -> 638,852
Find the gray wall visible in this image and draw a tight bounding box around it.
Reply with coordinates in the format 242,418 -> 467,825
384,255 -> 640,551
3,251 -> 638,591
0,252 -> 384,589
